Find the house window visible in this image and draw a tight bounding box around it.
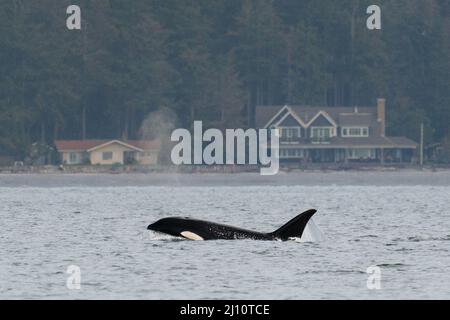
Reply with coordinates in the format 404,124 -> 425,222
342,127 -> 369,137
348,149 -> 375,159
102,152 -> 113,160
295,149 -> 304,157
280,149 -> 304,158
69,152 -> 77,163
280,127 -> 301,139
311,127 -> 333,139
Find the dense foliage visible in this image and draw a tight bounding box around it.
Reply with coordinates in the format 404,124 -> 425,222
0,0 -> 449,158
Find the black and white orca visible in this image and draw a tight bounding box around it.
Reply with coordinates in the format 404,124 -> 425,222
147,209 -> 317,241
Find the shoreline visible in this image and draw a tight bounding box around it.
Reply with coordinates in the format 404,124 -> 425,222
1,163 -> 450,175
1,168 -> 450,187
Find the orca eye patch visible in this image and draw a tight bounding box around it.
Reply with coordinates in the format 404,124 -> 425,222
180,231 -> 204,241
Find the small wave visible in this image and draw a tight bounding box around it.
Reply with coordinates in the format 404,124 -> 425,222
407,235 -> 450,242
335,270 -> 366,274
393,248 -> 414,252
303,269 -> 365,275
376,263 -> 407,268
145,231 -> 184,241
391,235 -> 450,243
288,237 -> 321,244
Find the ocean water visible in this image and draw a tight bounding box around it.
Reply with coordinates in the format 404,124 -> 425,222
0,172 -> 449,299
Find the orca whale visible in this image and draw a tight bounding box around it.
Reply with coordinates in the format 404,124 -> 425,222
147,209 -> 317,241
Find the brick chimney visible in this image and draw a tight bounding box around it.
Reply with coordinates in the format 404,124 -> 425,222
377,98 -> 386,137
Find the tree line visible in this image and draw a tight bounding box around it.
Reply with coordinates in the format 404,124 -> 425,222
0,0 -> 449,159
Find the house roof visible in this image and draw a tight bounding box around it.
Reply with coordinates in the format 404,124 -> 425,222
86,140 -> 144,152
306,111 -> 337,128
256,104 -> 417,149
264,105 -> 308,128
386,137 -> 418,148
256,105 -> 376,128
256,105 -> 386,138
338,113 -> 374,126
54,140 -> 109,151
55,139 -> 160,152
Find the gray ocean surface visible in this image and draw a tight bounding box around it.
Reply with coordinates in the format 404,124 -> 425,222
0,171 -> 449,299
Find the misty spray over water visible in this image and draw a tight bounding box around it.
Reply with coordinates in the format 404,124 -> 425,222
139,107 -> 178,165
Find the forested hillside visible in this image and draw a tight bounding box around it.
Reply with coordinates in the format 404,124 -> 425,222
0,0 -> 449,158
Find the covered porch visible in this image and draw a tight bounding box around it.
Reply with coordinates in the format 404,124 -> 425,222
279,147 -> 416,164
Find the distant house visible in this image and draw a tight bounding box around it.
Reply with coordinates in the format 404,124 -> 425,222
54,139 -> 160,165
255,99 -> 417,164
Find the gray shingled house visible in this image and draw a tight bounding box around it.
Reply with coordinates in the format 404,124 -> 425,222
255,99 -> 417,164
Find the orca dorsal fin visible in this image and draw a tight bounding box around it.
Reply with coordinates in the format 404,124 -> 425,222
271,209 -> 317,240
